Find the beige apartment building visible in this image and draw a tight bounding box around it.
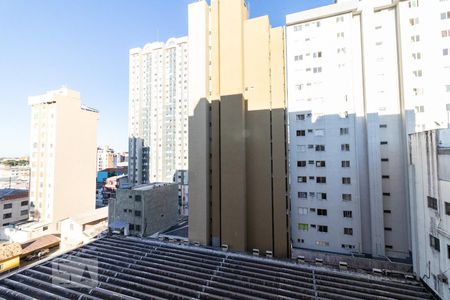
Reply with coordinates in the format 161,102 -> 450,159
28,88 -> 98,233
188,0 -> 289,258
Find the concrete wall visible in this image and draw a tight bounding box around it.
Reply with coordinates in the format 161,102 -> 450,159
109,184 -> 179,237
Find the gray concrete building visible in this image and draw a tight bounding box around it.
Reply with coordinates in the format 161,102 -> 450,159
409,128 -> 450,299
108,183 -> 179,237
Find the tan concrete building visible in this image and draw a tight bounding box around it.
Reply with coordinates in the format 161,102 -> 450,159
28,88 -> 98,233
188,0 -> 289,258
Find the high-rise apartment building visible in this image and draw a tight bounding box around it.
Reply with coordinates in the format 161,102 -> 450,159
286,0 -> 445,259
128,38 -> 189,185
188,0 -> 289,258
28,88 -> 98,230
409,128 -> 450,299
96,145 -> 116,171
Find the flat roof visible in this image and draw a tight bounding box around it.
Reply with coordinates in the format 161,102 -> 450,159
0,236 -> 434,299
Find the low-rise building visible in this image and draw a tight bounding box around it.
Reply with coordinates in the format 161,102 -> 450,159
409,128 -> 450,299
108,183 -> 178,237
0,189 -> 30,227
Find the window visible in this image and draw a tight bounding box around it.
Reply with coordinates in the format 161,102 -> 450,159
20,210 -> 28,216
129,224 -> 135,230
411,35 -> 420,42
336,16 -> 344,23
385,227 -> 392,231
441,11 -> 450,20
383,192 -> 391,196
430,235 -> 440,251
341,144 -> 350,151
341,161 -> 350,168
317,192 -> 327,200
343,211 -> 352,218
298,176 -> 307,183
316,240 -> 329,247
409,0 -> 419,8
314,129 -> 325,136
298,192 -> 307,199
382,175 -> 390,179
384,210 -> 392,214
316,161 -> 326,167
317,209 -> 327,216
318,225 -> 328,232
379,124 -> 387,128
412,52 -> 421,60
3,203 -> 12,209
313,67 -> 322,73
296,130 -> 306,136
409,17 -> 419,25
315,145 -> 325,151
308,160 -> 314,165
135,210 -> 142,217
342,177 -> 351,184
316,177 -> 326,184
444,48 -> 449,56
297,161 -> 306,167
135,225 -> 141,231
381,158 -> 389,162
294,55 -> 303,61
448,245 -> 450,259
135,195 -> 142,202
342,194 -> 352,201
308,145 -> 314,149
385,245 -> 393,249
21,201 -> 29,206
445,202 -> 450,215
442,30 -> 450,37
380,141 -> 388,145
428,196 -> 438,210
343,228 -> 353,236
340,128 -> 349,135
342,244 -> 355,249
3,213 -> 11,219
298,223 -> 309,231
43,226 -> 48,231
413,70 -> 422,77
299,208 -> 308,215
296,114 -> 305,120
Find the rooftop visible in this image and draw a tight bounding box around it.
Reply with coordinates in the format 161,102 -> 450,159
0,189 -> 28,201
0,235 -> 435,299
131,182 -> 175,191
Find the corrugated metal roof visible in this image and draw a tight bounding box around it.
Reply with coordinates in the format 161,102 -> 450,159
0,235 -> 435,299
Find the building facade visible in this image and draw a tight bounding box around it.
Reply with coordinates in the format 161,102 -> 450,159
0,189 -> 29,227
287,0 -> 418,259
128,37 -> 189,185
96,145 -> 116,172
409,129 -> 450,299
108,183 -> 178,237
188,0 -> 289,258
28,88 -> 98,230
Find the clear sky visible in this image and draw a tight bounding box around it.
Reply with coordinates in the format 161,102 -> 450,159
0,0 -> 333,157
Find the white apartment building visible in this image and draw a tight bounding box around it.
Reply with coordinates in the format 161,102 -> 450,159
128,37 -> 189,185
0,189 -> 29,227
409,129 -> 450,299
96,145 -> 117,171
28,88 -> 98,232
286,0 -> 434,259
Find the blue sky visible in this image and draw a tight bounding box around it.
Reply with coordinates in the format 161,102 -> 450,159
0,0 -> 333,157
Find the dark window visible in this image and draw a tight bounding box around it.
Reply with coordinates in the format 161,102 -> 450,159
297,176 -> 307,183
298,192 -> 307,199
135,210 -> 142,217
318,193 -> 327,200
296,130 -> 306,136
383,192 -> 391,196
135,195 -> 142,202
343,211 -> 352,218
3,203 -> 12,209
382,175 -> 390,179
380,141 -> 388,145
297,161 -> 306,167
316,177 -> 326,183
445,202 -> 450,215
384,210 -> 392,213
341,161 -> 350,167
129,224 -> 135,230
21,201 -> 29,206
448,245 -> 450,259
381,158 -> 389,162
3,213 -> 11,219
308,160 -> 314,164
309,176 -> 315,180
317,209 -> 327,216
428,196 -> 438,210
344,228 -> 353,235
342,194 -> 352,201
340,128 -> 349,135
385,245 -> 393,249
341,144 -> 350,151
379,124 -> 387,128
318,225 -> 328,232
20,210 -> 28,216
384,227 -> 392,231
342,177 -> 351,184
430,235 -> 440,251
43,226 -> 48,231
135,225 -> 141,231
315,145 -> 325,151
